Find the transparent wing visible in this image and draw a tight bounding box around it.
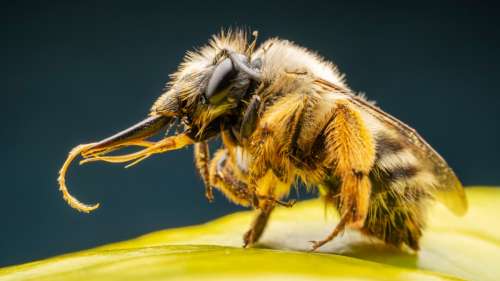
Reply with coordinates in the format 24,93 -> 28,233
315,78 -> 468,215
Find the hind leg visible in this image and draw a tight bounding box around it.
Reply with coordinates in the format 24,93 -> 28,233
310,101 -> 376,250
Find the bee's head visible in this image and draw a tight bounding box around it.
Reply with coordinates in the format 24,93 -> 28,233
58,30 -> 263,213
150,31 -> 261,137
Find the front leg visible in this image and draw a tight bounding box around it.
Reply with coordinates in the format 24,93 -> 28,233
193,141 -> 214,202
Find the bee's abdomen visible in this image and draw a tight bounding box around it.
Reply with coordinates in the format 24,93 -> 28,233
362,134 -> 432,250
361,187 -> 428,250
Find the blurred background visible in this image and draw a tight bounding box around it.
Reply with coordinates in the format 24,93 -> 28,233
2,0 -> 499,267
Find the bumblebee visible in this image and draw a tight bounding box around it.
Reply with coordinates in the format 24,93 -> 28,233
58,30 -> 467,251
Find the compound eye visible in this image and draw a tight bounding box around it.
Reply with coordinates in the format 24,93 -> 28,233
205,57 -> 237,105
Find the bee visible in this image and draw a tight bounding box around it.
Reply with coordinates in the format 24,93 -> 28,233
58,29 -> 468,251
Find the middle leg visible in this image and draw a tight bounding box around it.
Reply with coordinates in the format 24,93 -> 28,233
243,200 -> 275,247
209,148 -> 293,247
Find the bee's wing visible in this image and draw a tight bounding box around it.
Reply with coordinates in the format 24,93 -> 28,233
315,78 -> 468,216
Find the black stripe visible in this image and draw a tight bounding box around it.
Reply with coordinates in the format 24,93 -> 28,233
285,107 -> 299,138
386,165 -> 419,181
303,111 -> 336,168
375,135 -> 404,161
290,98 -> 308,157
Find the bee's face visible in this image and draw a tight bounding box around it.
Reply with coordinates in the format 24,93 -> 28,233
151,34 -> 261,137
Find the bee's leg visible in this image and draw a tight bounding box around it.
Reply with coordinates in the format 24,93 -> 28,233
243,200 -> 275,247
194,142 -> 214,202
256,195 -> 296,208
309,211 -> 350,251
310,101 -> 376,251
209,150 -> 275,244
208,149 -> 253,207
244,170 -> 297,247
208,149 -> 280,247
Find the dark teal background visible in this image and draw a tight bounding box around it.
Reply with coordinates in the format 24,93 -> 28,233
2,0 -> 499,266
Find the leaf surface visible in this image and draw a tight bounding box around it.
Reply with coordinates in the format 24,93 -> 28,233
1,187 -> 499,281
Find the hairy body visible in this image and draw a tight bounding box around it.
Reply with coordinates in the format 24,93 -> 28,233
59,31 -> 467,251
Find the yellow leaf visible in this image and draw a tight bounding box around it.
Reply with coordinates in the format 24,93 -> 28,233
1,187 -> 499,281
